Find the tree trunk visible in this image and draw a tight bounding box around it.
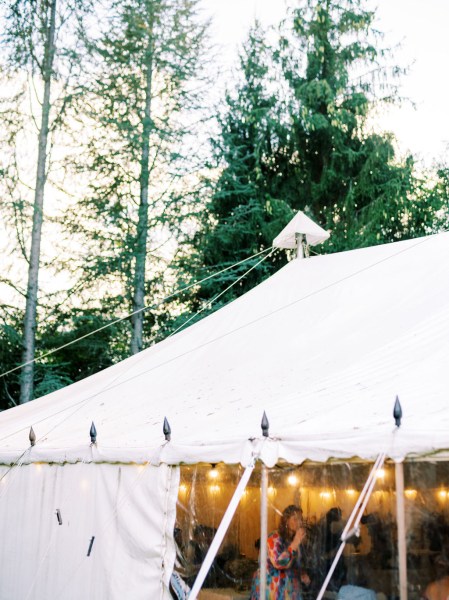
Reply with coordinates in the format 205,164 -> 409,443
130,18 -> 154,355
20,0 -> 57,403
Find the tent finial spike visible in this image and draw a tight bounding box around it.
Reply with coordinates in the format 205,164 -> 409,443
261,411 -> 269,437
29,426 -> 36,447
90,422 -> 97,444
393,395 -> 402,427
163,417 -> 171,441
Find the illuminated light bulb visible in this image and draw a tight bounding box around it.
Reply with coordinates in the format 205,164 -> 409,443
376,469 -> 385,480
209,468 -> 219,480
320,491 -> 331,499
346,489 -> 356,496
438,489 -> 447,500
287,474 -> 299,486
179,483 -> 187,494
268,486 -> 276,496
405,489 -> 417,500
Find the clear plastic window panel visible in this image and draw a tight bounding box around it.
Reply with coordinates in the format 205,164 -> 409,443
171,460 -> 448,600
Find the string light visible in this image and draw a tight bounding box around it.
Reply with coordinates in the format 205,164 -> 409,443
208,468 -> 219,480
287,474 -> 299,486
405,489 -> 417,500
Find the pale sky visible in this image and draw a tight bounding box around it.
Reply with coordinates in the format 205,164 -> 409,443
202,0 -> 449,166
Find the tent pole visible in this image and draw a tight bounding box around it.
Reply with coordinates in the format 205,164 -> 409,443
295,232 -> 304,259
395,461 -> 408,600
259,464 -> 268,599
188,463 -> 254,600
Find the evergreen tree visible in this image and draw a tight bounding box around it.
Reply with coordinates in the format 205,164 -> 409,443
65,0 -> 208,354
176,0 -> 449,327
172,24 -> 292,323
276,0 -> 423,251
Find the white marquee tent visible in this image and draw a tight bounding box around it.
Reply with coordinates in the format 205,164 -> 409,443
1,230 -> 448,598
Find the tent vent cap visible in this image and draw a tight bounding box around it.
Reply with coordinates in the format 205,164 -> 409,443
272,210 -> 330,252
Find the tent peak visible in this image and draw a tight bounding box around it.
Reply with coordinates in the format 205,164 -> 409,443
273,211 -> 330,254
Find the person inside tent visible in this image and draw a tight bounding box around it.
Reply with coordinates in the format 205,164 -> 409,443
250,504 -> 310,599
336,563 -> 377,600
422,555 -> 449,600
317,507 -> 346,590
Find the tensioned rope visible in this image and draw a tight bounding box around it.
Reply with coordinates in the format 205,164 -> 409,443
167,247 -> 277,338
1,250 -> 279,596
0,246 -> 274,380
0,246 -> 277,446
0,233 -> 434,450
29,232 -> 433,408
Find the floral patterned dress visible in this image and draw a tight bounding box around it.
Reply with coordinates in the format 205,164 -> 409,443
250,531 -> 302,599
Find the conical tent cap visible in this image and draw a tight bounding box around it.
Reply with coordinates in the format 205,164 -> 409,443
273,210 -> 330,249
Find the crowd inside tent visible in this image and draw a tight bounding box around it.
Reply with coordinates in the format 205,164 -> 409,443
170,462 -> 449,600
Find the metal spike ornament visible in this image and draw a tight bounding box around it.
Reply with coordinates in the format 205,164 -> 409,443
29,427 -> 36,447
261,411 -> 269,437
163,417 -> 171,442
90,422 -> 97,444
393,395 -> 403,428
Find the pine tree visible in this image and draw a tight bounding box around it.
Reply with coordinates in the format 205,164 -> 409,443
277,0 -> 435,251
176,0 -> 449,328
65,0 -> 208,354
172,24 -> 293,323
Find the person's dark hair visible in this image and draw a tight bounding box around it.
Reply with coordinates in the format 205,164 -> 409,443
279,505 -> 302,543
326,507 -> 342,523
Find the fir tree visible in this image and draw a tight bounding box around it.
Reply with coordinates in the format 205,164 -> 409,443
65,0 -> 208,354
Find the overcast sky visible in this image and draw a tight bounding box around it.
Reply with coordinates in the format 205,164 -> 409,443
202,0 -> 449,166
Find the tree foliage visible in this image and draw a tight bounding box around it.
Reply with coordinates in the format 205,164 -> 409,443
176,0 -> 449,326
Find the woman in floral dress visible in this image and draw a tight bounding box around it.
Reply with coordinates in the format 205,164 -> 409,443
250,505 -> 308,599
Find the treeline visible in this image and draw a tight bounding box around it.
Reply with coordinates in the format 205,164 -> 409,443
0,0 -> 448,409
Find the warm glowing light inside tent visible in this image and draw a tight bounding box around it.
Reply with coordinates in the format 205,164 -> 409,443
287,474 -> 299,486
346,489 -> 356,496
376,468 -> 385,480
268,486 -> 276,496
179,483 -> 187,494
209,468 -> 219,480
438,489 -> 448,500
405,489 -> 417,500
320,491 -> 331,499
209,484 -> 220,494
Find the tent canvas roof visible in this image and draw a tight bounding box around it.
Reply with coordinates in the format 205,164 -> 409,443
1,232 -> 449,466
